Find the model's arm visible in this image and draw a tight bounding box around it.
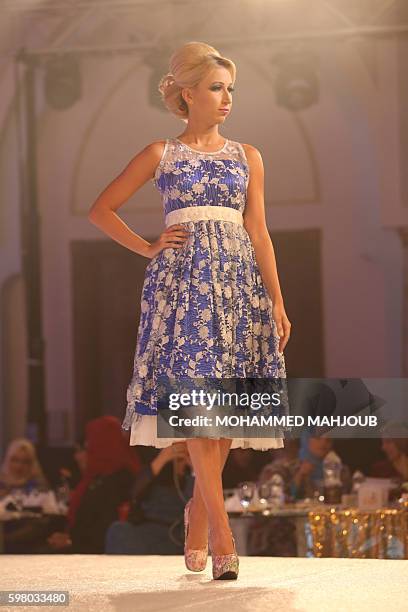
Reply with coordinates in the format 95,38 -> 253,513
242,144 -> 291,353
88,141 -> 189,259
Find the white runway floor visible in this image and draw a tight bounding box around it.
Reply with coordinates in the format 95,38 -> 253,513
1,555 -> 407,612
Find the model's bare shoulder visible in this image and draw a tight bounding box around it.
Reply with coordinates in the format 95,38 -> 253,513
240,143 -> 262,158
145,139 -> 167,155
240,144 -> 263,177
142,140 -> 167,179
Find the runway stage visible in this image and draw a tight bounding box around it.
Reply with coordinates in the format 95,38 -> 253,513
1,555 -> 407,611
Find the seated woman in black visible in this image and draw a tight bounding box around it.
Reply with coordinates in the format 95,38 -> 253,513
105,442 -> 194,555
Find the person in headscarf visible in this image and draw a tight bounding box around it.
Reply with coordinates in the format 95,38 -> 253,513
47,416 -> 142,553
0,438 -> 49,499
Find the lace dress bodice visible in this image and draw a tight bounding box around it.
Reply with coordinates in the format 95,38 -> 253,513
152,137 -> 249,217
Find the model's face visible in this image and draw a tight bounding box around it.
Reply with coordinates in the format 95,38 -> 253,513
9,449 -> 32,480
183,66 -> 234,121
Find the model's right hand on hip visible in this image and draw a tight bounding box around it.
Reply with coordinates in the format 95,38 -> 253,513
146,224 -> 190,258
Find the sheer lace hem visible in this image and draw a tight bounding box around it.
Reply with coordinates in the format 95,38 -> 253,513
128,414 -> 285,450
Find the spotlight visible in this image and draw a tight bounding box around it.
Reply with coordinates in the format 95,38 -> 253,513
275,60 -> 319,111
44,55 -> 82,111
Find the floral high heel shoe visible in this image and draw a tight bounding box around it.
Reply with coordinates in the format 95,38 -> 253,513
210,529 -> 239,580
184,498 -> 208,572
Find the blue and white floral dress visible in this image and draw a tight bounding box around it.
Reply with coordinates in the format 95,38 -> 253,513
122,137 -> 287,450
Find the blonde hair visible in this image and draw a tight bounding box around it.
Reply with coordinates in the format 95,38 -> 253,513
158,41 -> 236,122
0,438 -> 49,489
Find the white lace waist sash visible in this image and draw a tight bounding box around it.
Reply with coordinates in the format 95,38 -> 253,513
165,205 -> 244,227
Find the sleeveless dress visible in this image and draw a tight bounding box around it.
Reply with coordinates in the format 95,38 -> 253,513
121,136 -> 287,450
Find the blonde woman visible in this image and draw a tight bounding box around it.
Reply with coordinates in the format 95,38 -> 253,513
0,438 -> 49,499
89,41 -> 291,580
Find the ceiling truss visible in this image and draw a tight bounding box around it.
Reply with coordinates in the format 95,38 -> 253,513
0,0 -> 407,59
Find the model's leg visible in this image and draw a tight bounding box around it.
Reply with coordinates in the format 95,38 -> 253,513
186,439 -> 232,549
186,438 -> 234,554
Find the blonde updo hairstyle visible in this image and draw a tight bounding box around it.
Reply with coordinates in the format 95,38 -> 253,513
158,41 -> 236,122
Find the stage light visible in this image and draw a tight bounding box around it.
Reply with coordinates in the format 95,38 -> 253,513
44,55 -> 82,110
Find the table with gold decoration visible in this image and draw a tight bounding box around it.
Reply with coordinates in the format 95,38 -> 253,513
307,504 -> 408,559
227,503 -> 408,559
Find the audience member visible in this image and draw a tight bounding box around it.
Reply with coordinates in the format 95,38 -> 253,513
105,442 -> 194,554
0,438 -> 49,499
370,437 -> 408,481
0,438 -> 53,553
260,434 -> 351,500
222,448 -> 272,489
47,415 -> 141,553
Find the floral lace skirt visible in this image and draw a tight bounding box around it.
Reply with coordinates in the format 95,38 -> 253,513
122,218 -> 288,451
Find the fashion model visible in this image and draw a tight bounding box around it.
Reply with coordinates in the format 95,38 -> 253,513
88,41 -> 291,580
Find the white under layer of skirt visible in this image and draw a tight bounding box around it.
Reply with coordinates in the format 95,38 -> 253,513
129,414 -> 284,450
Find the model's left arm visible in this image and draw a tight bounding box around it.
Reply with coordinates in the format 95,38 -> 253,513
242,144 -> 291,353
